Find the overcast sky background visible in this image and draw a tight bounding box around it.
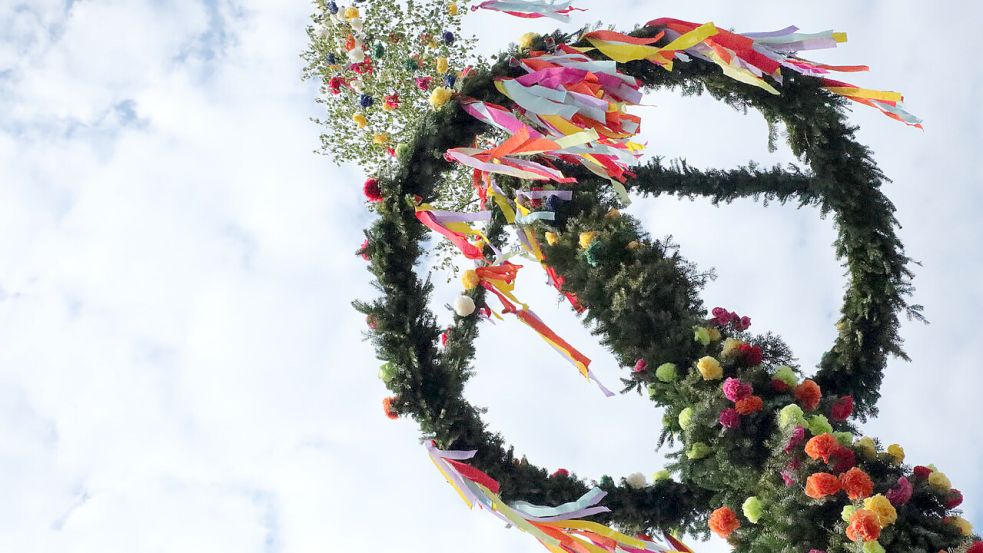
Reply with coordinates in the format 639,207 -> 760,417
1,1 -> 981,552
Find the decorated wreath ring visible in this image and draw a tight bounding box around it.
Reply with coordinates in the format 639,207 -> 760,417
324,12 -> 979,553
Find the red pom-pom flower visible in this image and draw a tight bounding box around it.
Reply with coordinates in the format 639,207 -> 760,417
364,178 -> 383,202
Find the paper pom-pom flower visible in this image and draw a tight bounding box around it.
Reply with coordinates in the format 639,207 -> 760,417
633,358 -> 648,373
735,395 -> 763,415
655,362 -> 677,382
383,93 -> 400,110
708,506 -> 740,538
945,488 -> 964,508
359,238 -> 371,260
518,32 -> 538,49
363,177 -> 383,202
453,295 -> 476,316
719,408 -> 740,430
678,407 -> 695,429
805,433 -> 839,462
886,443 -> 905,464
828,446 -> 857,473
784,426 -> 806,453
578,231 -> 597,249
805,472 -> 841,499
912,465 -> 933,479
841,467 -> 874,500
966,541 -> 983,553
928,470 -> 952,491
461,269 -> 480,290
862,541 -> 885,553
737,343 -> 763,366
416,76 -> 432,90
551,468 -> 569,478
694,326 -> 711,346
723,377 -> 752,401
773,365 -> 798,388
856,436 -> 877,459
841,505 -> 856,522
779,404 -> 807,429
697,356 -> 723,380
830,395 -> 854,421
833,431 -> 854,446
358,93 -> 374,108
742,496 -> 763,524
435,56 -> 449,74
686,442 -> 711,459
382,396 -> 399,419
429,87 -> 453,109
885,476 -> 912,506
652,469 -> 670,481
625,472 -> 646,489
442,30 -> 455,44
863,494 -> 897,527
720,338 -> 743,358
353,112 -> 368,128
794,379 -> 822,411
807,414 -> 833,436
846,509 -> 881,542
946,516 -> 973,536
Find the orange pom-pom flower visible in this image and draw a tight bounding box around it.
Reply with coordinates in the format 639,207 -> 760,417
841,467 -> 875,500
382,396 -> 399,419
709,506 -> 741,538
735,395 -> 764,415
846,508 -> 882,542
794,379 -> 822,411
805,472 -> 842,499
804,433 -> 840,462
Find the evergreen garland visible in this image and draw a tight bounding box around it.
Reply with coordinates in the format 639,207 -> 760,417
341,21 -> 975,553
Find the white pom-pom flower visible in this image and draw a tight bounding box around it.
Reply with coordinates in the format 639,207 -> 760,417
453,295 -> 476,317
625,472 -> 647,489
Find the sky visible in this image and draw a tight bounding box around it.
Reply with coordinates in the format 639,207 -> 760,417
0,1 -> 981,552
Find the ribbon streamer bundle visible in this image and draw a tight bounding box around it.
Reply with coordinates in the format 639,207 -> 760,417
427,442 -> 695,553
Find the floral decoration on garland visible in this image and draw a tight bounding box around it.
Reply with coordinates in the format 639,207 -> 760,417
309,5 -> 979,553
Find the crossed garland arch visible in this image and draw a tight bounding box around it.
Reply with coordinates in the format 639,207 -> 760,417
354,22 -> 974,553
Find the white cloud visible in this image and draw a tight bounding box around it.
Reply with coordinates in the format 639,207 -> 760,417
0,1 -> 980,553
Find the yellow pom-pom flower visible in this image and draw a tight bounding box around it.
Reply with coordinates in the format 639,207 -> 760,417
353,113 -> 368,128
605,208 -> 620,219
886,443 -> 905,464
863,494 -> 897,528
697,356 -> 723,381
372,133 -> 389,145
708,327 -> 722,341
461,269 -> 480,291
518,32 -> 539,49
579,231 -> 597,249
721,337 -> 744,358
429,87 -> 454,109
928,471 -> 951,491
545,232 -> 559,246
343,6 -> 359,20
626,240 -> 641,250
855,436 -> 877,459
436,56 -> 449,74
448,1 -> 459,15
947,516 -> 973,536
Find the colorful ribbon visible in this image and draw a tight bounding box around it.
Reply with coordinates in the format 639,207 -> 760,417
426,442 -> 693,553
471,0 -> 585,22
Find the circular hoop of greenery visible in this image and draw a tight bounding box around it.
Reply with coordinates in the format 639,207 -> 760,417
354,26 -> 962,553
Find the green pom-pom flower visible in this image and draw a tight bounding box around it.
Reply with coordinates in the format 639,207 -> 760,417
779,404 -> 806,429
841,505 -> 857,522
652,469 -> 671,482
655,362 -> 678,383
693,326 -> 711,346
863,541 -> 885,553
808,414 -> 833,436
834,431 -> 854,446
742,496 -> 763,524
678,407 -> 695,430
686,442 -> 711,460
395,143 -> 409,159
773,365 -> 798,387
378,362 -> 396,383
